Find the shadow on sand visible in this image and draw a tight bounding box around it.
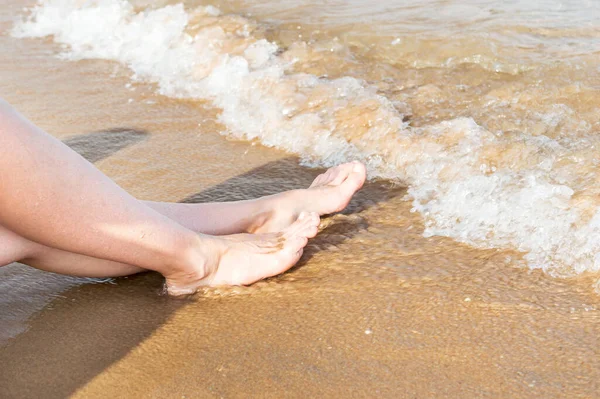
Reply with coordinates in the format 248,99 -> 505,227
0,129 -> 402,399
62,127 -> 150,163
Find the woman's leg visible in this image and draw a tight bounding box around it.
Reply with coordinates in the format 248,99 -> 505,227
0,98 -> 323,294
0,97 -> 198,275
0,222 -> 144,276
0,163 -> 366,286
142,161 -> 367,235
0,210 -> 321,288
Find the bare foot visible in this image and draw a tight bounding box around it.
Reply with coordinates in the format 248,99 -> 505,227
165,212 -> 320,295
251,161 -> 367,233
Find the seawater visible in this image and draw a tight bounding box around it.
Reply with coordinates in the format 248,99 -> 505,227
10,0 -> 600,281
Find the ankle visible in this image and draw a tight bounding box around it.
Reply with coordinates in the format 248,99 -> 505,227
245,191 -> 301,233
245,196 -> 279,233
162,232 -> 211,282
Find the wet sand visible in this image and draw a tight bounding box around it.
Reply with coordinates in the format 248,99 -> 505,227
1,1 -> 600,398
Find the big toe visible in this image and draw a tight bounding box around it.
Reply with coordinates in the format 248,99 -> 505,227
331,162 -> 367,209
309,163 -> 350,188
343,161 -> 367,191
310,161 -> 366,189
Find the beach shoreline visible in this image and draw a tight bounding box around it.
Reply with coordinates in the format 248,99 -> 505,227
1,1 -> 600,397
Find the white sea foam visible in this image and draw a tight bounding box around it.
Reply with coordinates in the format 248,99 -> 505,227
12,0 -> 600,278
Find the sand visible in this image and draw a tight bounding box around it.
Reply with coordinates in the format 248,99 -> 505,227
1,1 -> 599,398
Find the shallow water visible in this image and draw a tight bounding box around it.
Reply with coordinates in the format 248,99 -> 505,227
1,0 -> 600,397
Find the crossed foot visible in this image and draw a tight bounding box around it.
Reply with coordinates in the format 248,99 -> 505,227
166,161 -> 366,295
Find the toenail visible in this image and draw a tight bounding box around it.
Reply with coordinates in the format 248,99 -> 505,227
298,212 -> 306,220
353,163 -> 362,172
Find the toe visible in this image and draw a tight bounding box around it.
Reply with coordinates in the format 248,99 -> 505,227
286,235 -> 308,253
305,224 -> 319,238
310,166 -> 337,188
311,211 -> 320,223
329,162 -> 356,185
296,212 -> 320,238
309,162 -> 366,189
342,161 -> 366,192
282,212 -> 310,238
310,173 -> 325,188
310,173 -> 326,188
